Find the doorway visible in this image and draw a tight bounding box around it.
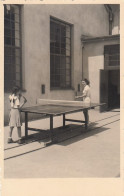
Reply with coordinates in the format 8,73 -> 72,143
108,70 -> 120,109
100,69 -> 120,111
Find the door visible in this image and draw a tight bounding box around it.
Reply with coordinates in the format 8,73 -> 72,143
100,69 -> 109,112
108,70 -> 120,109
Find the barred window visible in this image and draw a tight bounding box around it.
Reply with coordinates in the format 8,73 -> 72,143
104,44 -> 120,67
4,5 -> 21,92
50,18 -> 72,89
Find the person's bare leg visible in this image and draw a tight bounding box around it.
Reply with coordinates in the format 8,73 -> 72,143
17,127 -> 23,144
17,127 -> 21,139
9,127 -> 14,137
83,110 -> 89,128
8,127 -> 14,143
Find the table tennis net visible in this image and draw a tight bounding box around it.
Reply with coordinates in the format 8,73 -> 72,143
37,99 -> 91,107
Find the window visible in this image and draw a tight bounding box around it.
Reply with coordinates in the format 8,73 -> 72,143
50,17 -> 72,89
4,5 -> 21,91
104,44 -> 120,67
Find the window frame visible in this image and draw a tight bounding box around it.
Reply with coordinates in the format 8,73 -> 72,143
50,16 -> 72,90
4,4 -> 22,92
104,44 -> 120,70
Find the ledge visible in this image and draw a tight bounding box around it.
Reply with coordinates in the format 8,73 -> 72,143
4,89 -> 27,94
81,34 -> 120,44
50,87 -> 75,91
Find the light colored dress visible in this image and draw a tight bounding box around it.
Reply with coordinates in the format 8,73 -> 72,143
83,85 -> 91,105
9,94 -> 22,127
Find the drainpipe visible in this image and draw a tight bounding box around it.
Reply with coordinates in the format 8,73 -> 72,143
81,36 -> 85,81
104,4 -> 113,35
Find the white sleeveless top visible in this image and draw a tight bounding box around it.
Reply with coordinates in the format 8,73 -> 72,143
9,94 -> 20,109
83,85 -> 91,103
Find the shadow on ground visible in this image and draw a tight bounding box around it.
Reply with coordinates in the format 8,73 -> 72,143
57,124 -> 110,146
5,122 -> 110,150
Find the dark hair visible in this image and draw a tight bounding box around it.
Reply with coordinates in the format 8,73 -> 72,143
12,86 -> 20,95
82,78 -> 90,85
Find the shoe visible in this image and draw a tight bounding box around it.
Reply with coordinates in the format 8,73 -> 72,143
8,138 -> 13,143
18,139 -> 23,144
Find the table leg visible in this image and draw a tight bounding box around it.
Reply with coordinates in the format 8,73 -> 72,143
25,112 -> 28,138
50,115 -> 54,142
63,114 -> 65,127
50,115 -> 58,143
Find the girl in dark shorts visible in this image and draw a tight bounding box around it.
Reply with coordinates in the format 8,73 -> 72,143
8,86 -> 27,144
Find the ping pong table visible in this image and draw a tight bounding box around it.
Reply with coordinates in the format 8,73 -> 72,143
21,99 -> 105,143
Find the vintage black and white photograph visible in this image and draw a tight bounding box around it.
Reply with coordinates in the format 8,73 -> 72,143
4,3 -> 120,178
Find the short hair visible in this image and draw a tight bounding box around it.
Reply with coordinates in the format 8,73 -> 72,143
12,86 -> 20,94
82,78 -> 90,85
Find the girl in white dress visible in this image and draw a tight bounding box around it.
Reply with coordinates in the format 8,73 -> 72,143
75,79 -> 91,126
8,86 -> 27,144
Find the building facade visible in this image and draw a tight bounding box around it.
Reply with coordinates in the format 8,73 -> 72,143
4,4 -> 120,124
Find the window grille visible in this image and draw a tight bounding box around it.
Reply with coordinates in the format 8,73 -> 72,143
4,5 -> 22,91
104,44 -> 120,67
50,18 -> 72,89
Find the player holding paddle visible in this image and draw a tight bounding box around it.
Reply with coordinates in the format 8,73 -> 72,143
75,78 -> 91,126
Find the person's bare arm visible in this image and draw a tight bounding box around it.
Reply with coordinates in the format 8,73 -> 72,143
75,92 -> 87,99
75,95 -> 84,99
75,88 -> 87,99
19,95 -> 27,109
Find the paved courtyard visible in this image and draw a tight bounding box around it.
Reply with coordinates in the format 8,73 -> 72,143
4,109 -> 120,178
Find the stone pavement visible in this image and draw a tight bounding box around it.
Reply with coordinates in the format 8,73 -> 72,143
4,109 -> 120,178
